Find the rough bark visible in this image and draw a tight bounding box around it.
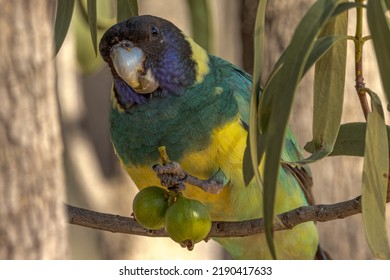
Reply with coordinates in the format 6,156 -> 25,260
67,195 -> 364,238
0,0 -> 68,259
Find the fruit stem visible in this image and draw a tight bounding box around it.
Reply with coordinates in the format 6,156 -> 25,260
158,146 -> 170,164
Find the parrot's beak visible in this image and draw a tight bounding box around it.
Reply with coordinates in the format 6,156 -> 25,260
110,40 -> 159,94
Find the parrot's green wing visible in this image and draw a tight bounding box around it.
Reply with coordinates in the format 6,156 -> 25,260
213,56 -> 252,125
213,55 -> 315,205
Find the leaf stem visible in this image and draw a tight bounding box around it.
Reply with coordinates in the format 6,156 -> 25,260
354,0 -> 370,119
362,35 -> 372,42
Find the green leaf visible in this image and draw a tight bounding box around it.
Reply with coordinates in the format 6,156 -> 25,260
243,0 -> 267,188
117,0 -> 138,22
312,123 -> 366,157
257,0 -> 341,260
305,35 -> 350,79
87,0 -> 97,56
332,2 -> 366,16
54,0 -> 75,55
362,90 -> 390,259
261,0 -> 358,109
300,3 -> 348,164
247,35 -> 348,157
267,36 -> 349,98
77,0 -> 115,31
367,0 -> 390,106
187,0 -> 212,51
386,0 -> 390,10
249,35 -> 348,141
250,0 -> 272,257
305,122 -> 390,157
265,35 -> 348,101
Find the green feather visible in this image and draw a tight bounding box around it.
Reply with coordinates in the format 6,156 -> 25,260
110,55 -> 246,166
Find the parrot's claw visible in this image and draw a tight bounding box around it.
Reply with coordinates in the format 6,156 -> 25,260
152,162 -> 225,194
153,162 -> 187,191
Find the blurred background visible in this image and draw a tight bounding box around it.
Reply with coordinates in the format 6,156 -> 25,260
49,0 -> 388,259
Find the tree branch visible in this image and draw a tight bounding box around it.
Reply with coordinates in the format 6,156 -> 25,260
67,195 -> 366,238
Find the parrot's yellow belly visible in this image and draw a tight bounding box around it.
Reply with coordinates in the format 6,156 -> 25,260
120,118 -> 318,259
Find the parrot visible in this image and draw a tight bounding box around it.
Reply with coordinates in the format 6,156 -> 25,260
99,15 -> 322,259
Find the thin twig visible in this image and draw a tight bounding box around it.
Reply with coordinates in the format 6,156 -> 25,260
354,0 -> 370,119
66,195 -> 366,238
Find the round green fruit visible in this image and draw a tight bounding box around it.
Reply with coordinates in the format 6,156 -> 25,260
165,195 -> 212,250
132,186 -> 169,230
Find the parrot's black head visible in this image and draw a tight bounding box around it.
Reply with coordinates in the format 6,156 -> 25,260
100,15 -> 208,108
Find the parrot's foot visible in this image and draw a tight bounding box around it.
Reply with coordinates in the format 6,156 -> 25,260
152,162 -> 225,194
153,162 -> 186,191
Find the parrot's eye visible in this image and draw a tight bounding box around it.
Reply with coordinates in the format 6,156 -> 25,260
149,26 -> 161,41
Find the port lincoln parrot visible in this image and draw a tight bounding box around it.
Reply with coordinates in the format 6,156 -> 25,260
99,15 -> 321,259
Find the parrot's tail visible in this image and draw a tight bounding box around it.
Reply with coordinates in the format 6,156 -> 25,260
315,245 -> 332,260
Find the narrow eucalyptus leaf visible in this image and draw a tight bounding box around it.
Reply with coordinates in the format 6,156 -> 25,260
54,0 -> 75,54
264,35 -> 348,112
187,0 -> 212,51
306,123 -> 390,157
309,4 -> 348,162
385,0 -> 390,10
117,0 -> 138,22
250,0 -> 275,258
333,2 -> 365,17
367,0 -> 390,104
362,91 -> 390,259
248,0 -> 267,189
87,0 -> 97,56
243,129 -> 265,186
304,35 -> 348,75
328,123 -> 366,157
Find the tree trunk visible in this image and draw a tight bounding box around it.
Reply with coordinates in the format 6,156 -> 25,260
0,0 -> 68,259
